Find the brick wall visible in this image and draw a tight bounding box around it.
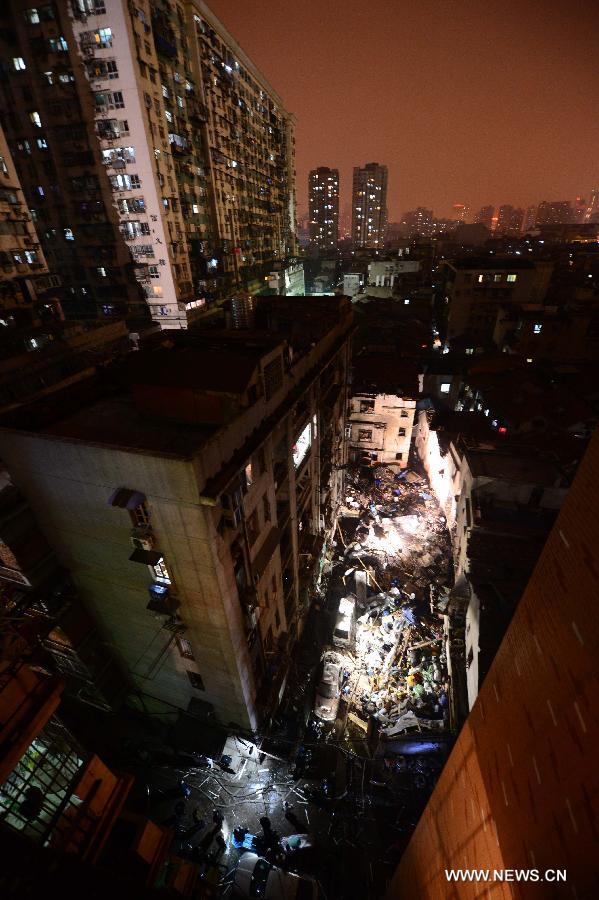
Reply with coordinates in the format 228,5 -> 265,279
388,430 -> 599,899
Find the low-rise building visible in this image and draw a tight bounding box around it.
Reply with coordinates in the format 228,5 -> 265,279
442,258 -> 553,346
0,297 -> 352,731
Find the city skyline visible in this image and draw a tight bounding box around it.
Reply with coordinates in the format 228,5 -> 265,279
209,0 -> 599,220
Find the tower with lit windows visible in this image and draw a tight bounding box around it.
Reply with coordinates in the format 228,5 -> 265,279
351,162 -> 388,248
308,167 -> 339,251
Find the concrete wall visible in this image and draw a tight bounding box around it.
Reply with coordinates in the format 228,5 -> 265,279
0,433 -> 257,729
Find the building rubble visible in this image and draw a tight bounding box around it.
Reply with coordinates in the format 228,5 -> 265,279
334,463 -> 454,739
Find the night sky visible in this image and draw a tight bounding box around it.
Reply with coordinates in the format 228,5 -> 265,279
208,0 -> 599,221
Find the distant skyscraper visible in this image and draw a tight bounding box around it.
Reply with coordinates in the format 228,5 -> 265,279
474,205 -> 494,230
536,200 -> 573,226
585,189 -> 599,223
401,207 -> 434,236
452,203 -> 468,223
308,167 -> 339,251
522,205 -> 538,233
496,205 -> 524,237
352,163 -> 388,248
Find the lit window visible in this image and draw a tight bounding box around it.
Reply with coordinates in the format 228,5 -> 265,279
152,558 -> 171,584
404,298 -> 410,305
533,323 -> 542,334
97,267 -> 107,277
36,138 -> 48,149
507,274 -> 517,282
440,382 -> 451,394
494,274 -> 502,282
192,203 -> 199,214
64,228 -> 74,241
29,111 -> 42,127
13,57 -> 27,70
477,274 -> 484,283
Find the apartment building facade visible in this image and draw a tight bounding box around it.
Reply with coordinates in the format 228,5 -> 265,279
0,297 -> 352,730
308,166 -> 339,251
0,122 -> 63,328
442,257 -> 553,345
351,162 -> 388,248
347,393 -> 415,467
0,0 -> 296,327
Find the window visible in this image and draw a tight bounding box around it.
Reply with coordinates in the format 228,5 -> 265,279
395,452 -> 403,460
246,509 -> 259,546
13,57 -> 27,71
29,111 -> 42,127
398,427 -> 406,437
152,558 -> 171,584
477,274 -> 484,283
262,494 -> 271,525
358,429 -> 373,441
110,173 -> 141,191
186,670 -> 205,691
176,636 -> 195,660
359,399 -> 375,413
63,228 -> 74,241
493,274 -> 502,282
24,8 -> 40,23
244,461 -> 253,487
507,274 -> 517,283
440,382 -> 451,394
293,422 -> 312,468
36,138 -> 48,150
95,27 -> 113,47
400,410 -> 409,418
533,323 -> 542,334
48,37 -> 68,53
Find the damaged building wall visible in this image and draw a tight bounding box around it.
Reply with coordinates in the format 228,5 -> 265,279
348,394 -> 416,466
414,409 -> 460,527
387,428 -> 599,900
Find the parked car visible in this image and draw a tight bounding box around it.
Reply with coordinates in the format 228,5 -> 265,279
313,651 -> 343,722
332,596 -> 356,649
234,852 -> 318,899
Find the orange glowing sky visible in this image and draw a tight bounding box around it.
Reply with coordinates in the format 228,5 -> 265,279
208,0 -> 599,221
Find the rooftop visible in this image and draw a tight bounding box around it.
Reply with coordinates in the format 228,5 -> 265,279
447,257 -> 535,271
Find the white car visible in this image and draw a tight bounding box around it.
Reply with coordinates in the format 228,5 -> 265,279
234,852 -> 318,899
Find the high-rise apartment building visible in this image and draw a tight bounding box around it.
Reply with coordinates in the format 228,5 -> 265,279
0,122 -> 62,328
495,203 -> 524,236
585,188 -> 599,223
400,207 -> 433,236
0,296 -> 352,730
387,428 -> 599,900
452,202 -> 468,223
522,204 -> 537,233
352,162 -> 388,248
0,0 -> 296,328
473,204 -> 494,230
308,166 -> 339,251
536,199 -> 573,226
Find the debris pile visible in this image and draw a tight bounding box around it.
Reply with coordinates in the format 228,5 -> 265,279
335,464 -> 454,738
